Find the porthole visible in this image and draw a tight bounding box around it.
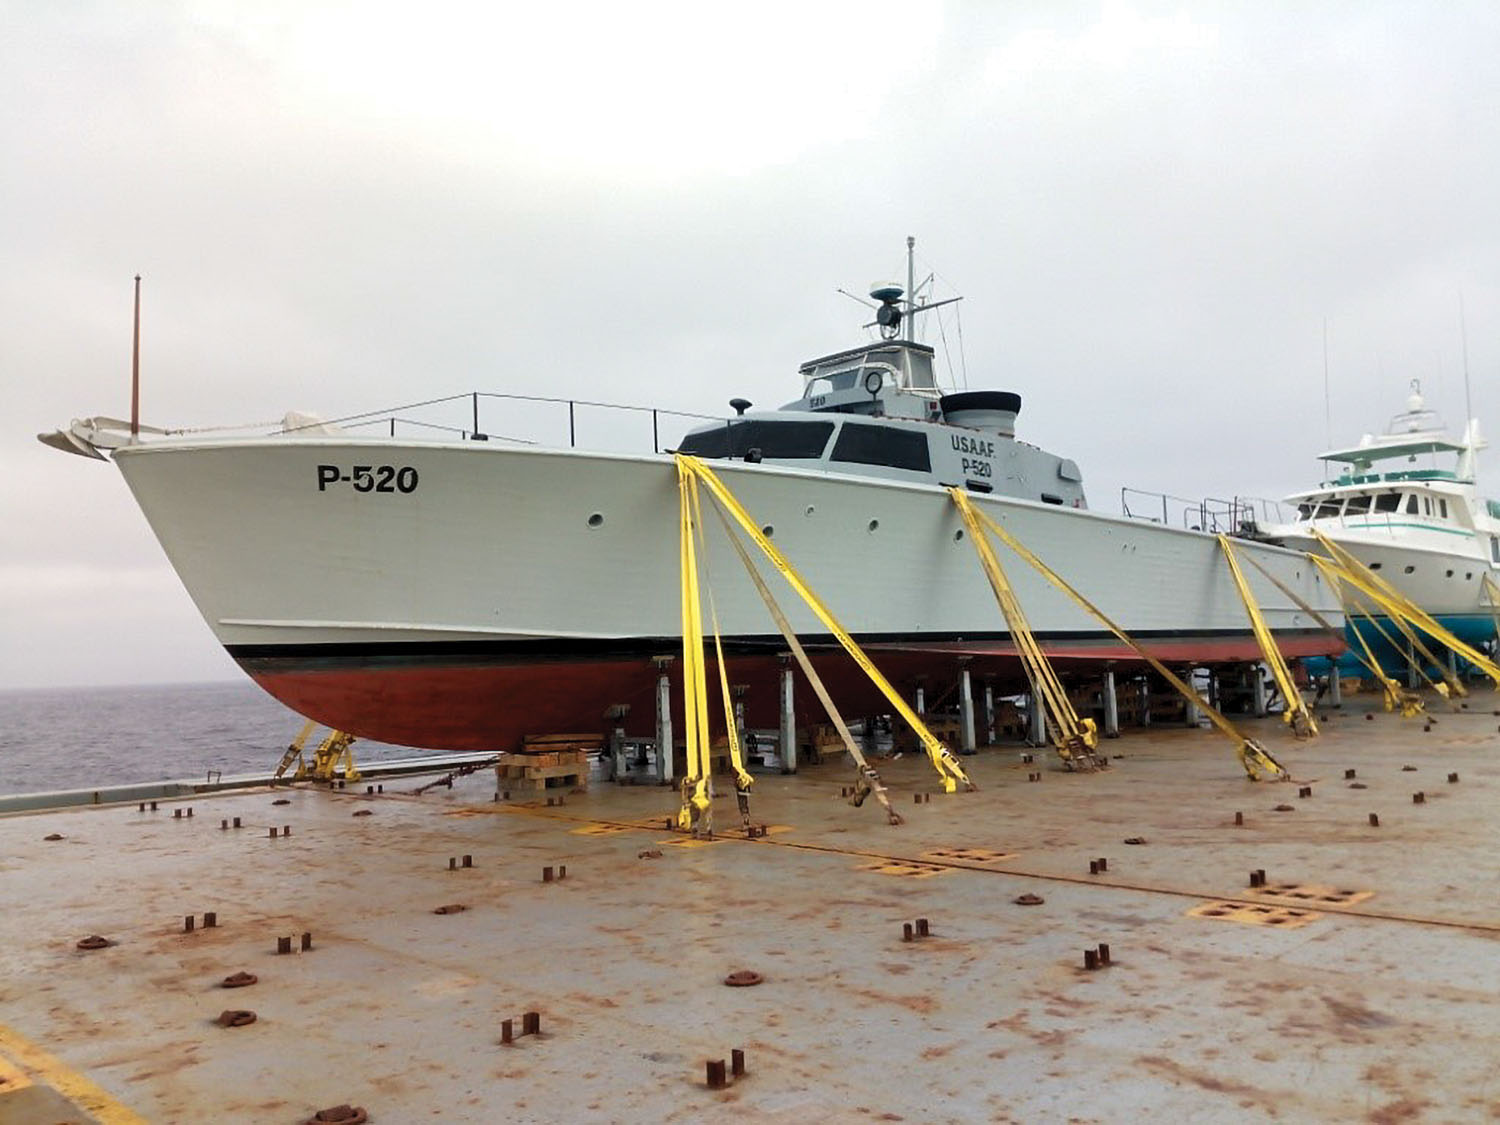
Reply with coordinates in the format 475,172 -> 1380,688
954,529 -> 965,542
1446,569 -> 1455,578
868,519 -> 880,533
1467,572 -> 1474,580
804,505 -> 815,517
1403,565 -> 1415,574
761,525 -> 774,538
587,513 -> 604,528
1369,562 -> 1383,571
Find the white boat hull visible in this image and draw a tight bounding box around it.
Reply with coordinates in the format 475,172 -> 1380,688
113,439 -> 1343,749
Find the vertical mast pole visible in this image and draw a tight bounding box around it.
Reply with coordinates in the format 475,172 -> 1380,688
130,274 -> 142,438
905,235 -> 915,342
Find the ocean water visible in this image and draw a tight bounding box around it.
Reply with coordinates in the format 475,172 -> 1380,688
0,680 -> 428,795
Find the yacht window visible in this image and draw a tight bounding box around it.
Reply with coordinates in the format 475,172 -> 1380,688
1492,537 -> 1499,564
677,420 -> 835,460
1296,503 -> 1314,521
1423,497 -> 1432,516
1406,495 -> 1418,514
1344,496 -> 1372,515
1314,498 -> 1342,519
1439,499 -> 1448,519
1374,493 -> 1401,513
830,423 -> 931,472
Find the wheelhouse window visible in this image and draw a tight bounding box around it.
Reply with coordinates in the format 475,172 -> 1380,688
1315,498 -> 1342,519
830,423 -> 931,472
677,420 -> 835,460
1439,498 -> 1449,519
1374,493 -> 1401,513
1344,495 -> 1372,515
1406,495 -> 1419,514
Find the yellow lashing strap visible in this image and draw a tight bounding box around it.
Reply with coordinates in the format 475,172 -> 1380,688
952,499 -> 1289,781
1483,574 -> 1500,649
950,489 -> 1101,769
1218,535 -> 1317,737
677,464 -> 715,833
676,455 -> 974,793
707,502 -> 904,825
274,718 -> 318,780
1238,550 -> 1414,710
689,481 -> 757,826
1332,576 -> 1459,700
1309,529 -> 1500,689
1335,591 -> 1427,717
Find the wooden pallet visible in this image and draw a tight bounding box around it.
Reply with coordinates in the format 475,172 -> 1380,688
497,760 -> 588,790
522,732 -> 604,753
503,749 -> 587,769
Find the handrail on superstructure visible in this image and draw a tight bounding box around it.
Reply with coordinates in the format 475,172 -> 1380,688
275,390 -> 724,454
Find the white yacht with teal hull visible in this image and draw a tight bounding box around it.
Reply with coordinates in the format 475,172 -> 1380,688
1261,383 -> 1500,670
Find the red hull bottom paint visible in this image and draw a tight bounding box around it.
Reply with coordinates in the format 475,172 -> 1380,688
244,634 -> 1343,752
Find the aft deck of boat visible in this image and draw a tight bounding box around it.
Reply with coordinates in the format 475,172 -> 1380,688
2,694 -> 1498,1123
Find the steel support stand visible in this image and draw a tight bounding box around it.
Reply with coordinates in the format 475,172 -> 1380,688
983,680 -> 996,745
914,683 -> 925,716
1183,668 -> 1201,726
1028,690 -> 1046,746
779,660 -> 797,774
1251,664 -> 1268,718
654,660 -> 674,785
1102,669 -> 1120,739
1328,668 -> 1342,706
958,663 -> 976,754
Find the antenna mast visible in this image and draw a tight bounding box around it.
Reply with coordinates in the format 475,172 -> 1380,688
131,275 -> 142,438
906,235 -> 915,342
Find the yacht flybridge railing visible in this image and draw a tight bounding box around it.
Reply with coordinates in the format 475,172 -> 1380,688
1121,488 -> 1288,535
275,391 -> 724,455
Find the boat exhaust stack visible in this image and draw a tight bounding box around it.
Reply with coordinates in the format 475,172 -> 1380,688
940,391 -> 1021,439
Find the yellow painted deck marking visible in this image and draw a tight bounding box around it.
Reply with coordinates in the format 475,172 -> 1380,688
0,1021 -> 150,1124
921,847 -> 1017,865
857,860 -> 951,879
1248,883 -> 1374,906
1186,901 -> 1322,929
571,823 -> 635,836
0,1051 -> 32,1093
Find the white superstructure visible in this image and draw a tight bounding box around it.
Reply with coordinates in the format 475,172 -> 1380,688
1262,383 -> 1500,636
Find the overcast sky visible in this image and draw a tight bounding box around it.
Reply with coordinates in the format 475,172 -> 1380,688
4,1 -> 1499,689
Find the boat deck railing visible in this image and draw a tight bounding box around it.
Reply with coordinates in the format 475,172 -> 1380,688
1121,488 -> 1289,535
277,391 -> 727,454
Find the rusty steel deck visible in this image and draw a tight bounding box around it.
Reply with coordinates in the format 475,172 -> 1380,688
2,695 -> 1499,1123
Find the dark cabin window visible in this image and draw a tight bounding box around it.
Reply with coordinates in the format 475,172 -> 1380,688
677,420 -> 835,460
1406,495 -> 1418,514
830,423 -> 931,472
1374,493 -> 1401,513
1344,496 -> 1371,515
